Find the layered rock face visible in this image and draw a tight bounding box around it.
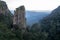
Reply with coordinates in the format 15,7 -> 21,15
13,6 -> 26,30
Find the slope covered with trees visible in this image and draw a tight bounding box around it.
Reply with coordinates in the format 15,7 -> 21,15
40,6 -> 60,40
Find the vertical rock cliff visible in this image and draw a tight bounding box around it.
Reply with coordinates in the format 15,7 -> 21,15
13,6 -> 26,30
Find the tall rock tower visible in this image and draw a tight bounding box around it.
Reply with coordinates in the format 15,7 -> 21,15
13,6 -> 26,30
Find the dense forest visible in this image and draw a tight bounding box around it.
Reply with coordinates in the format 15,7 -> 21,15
0,1 -> 60,40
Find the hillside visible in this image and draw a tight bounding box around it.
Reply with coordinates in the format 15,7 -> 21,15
40,6 -> 60,40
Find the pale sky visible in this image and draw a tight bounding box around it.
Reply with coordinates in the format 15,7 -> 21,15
2,0 -> 60,11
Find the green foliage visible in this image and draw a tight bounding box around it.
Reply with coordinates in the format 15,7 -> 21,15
0,22 -> 15,40
30,23 -> 41,32
23,23 -> 48,40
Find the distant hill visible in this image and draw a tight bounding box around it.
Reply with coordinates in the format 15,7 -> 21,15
11,10 -> 50,26
26,11 -> 50,26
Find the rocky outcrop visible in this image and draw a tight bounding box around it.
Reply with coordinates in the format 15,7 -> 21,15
0,1 -> 11,16
0,1 -> 13,27
0,1 -> 26,30
13,6 -> 26,30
